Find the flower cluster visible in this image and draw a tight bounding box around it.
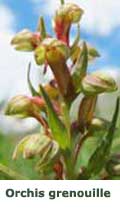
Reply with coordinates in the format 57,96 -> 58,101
5,0 -> 120,180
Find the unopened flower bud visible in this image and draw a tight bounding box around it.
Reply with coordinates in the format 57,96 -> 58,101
11,29 -> 41,51
5,95 -> 43,118
81,71 -> 117,96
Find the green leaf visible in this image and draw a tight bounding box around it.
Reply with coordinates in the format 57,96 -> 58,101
0,163 -> 27,180
37,17 -> 46,39
40,85 -> 70,149
86,97 -> 120,176
72,42 -> 88,93
27,63 -> 40,96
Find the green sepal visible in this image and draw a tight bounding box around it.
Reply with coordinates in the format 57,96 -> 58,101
37,17 -> 47,40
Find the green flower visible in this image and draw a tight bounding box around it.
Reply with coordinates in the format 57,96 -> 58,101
34,37 -> 70,65
81,71 -> 118,96
5,95 -> 44,118
11,29 -> 41,51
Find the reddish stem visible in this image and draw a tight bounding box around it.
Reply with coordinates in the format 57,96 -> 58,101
32,111 -> 51,137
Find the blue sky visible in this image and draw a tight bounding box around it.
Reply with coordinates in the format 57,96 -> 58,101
2,0 -> 37,30
0,0 -> 120,100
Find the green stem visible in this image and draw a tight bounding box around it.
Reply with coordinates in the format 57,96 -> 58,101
37,17 -> 46,39
32,111 -> 51,137
63,149 -> 75,179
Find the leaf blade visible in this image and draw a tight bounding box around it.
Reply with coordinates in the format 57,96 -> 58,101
40,85 -> 70,149
86,97 -> 120,176
72,42 -> 88,93
27,63 -> 40,96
